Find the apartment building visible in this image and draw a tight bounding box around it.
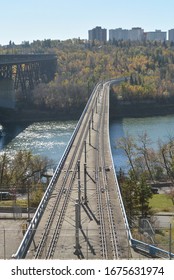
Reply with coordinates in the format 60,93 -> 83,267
169,29 -> 174,42
109,27 -> 144,41
109,28 -> 129,41
88,26 -> 107,42
90,26 -> 170,43
145,30 -> 166,41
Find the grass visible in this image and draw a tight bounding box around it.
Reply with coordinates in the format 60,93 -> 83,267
149,194 -> 174,212
0,199 -> 27,208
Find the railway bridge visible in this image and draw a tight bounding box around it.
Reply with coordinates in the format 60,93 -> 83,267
13,78 -> 174,260
0,54 -> 57,108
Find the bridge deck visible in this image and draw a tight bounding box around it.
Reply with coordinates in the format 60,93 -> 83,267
23,80 -> 130,260
0,54 -> 57,66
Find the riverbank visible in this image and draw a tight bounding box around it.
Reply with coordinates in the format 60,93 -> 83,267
1,100 -> 174,124
110,101 -> 174,119
0,107 -> 82,124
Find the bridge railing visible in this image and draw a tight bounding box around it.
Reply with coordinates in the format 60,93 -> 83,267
13,79 -> 174,259
107,79 -> 174,259
131,238 -> 174,259
107,81 -> 133,245
12,82 -> 100,259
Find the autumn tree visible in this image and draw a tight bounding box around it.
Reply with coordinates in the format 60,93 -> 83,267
136,132 -> 155,182
116,133 -> 137,178
0,151 -> 52,194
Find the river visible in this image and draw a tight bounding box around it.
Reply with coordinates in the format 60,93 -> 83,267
1,115 -> 174,173
0,121 -> 77,168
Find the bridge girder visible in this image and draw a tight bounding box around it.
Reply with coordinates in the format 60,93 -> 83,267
0,54 -> 57,101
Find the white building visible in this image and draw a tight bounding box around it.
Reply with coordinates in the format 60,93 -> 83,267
109,27 -> 144,42
109,28 -> 129,41
146,30 -> 166,41
129,28 -> 144,41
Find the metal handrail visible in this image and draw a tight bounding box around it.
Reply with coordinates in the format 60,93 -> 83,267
107,79 -> 174,259
12,82 -> 99,259
12,78 -> 174,259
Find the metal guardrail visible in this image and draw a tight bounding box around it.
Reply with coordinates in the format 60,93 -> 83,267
107,80 -> 133,246
107,79 -> 174,260
131,238 -> 174,259
12,78 -> 174,259
12,82 -> 100,259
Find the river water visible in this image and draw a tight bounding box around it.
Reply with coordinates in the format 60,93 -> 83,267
0,121 -> 77,169
1,115 -> 174,173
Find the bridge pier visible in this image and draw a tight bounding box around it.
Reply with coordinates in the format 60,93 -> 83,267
0,78 -> 15,108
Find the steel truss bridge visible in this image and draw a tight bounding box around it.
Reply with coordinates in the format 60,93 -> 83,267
0,54 -> 57,100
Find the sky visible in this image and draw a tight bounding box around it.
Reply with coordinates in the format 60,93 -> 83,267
0,0 -> 174,45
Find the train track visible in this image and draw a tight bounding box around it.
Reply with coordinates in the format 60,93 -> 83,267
95,83 -> 120,259
14,77 -> 174,260
24,80 -> 129,259
34,84 -> 99,259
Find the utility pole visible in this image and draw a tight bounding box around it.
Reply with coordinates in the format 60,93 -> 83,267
77,160 -> 81,228
3,227 -> 6,259
27,183 -> 30,222
84,163 -> 88,204
84,140 -> 87,164
74,199 -> 81,255
84,140 -> 88,204
89,120 -> 91,145
169,223 -> 172,260
92,109 -> 94,130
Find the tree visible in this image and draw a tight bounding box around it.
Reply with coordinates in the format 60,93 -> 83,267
120,170 -> 140,226
158,140 -> 174,183
116,133 -> 137,178
136,132 -> 155,182
0,153 -> 9,185
137,174 -> 152,217
0,150 -> 52,193
120,171 -> 152,224
30,183 -> 44,207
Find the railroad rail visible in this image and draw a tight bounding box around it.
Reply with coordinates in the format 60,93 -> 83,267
12,78 -> 174,260
95,83 -> 120,259
34,83 -> 98,259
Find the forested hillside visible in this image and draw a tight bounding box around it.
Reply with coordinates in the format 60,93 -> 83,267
2,39 -> 174,112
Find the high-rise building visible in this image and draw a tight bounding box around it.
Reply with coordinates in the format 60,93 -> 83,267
88,26 -> 107,42
146,30 -> 166,41
109,28 -> 129,41
129,27 -> 144,41
109,27 -> 144,42
169,29 -> 174,42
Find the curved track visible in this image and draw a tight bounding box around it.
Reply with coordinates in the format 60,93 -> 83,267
34,84 -> 99,259
96,84 -> 120,259
13,78 -> 174,260
21,80 -> 130,259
